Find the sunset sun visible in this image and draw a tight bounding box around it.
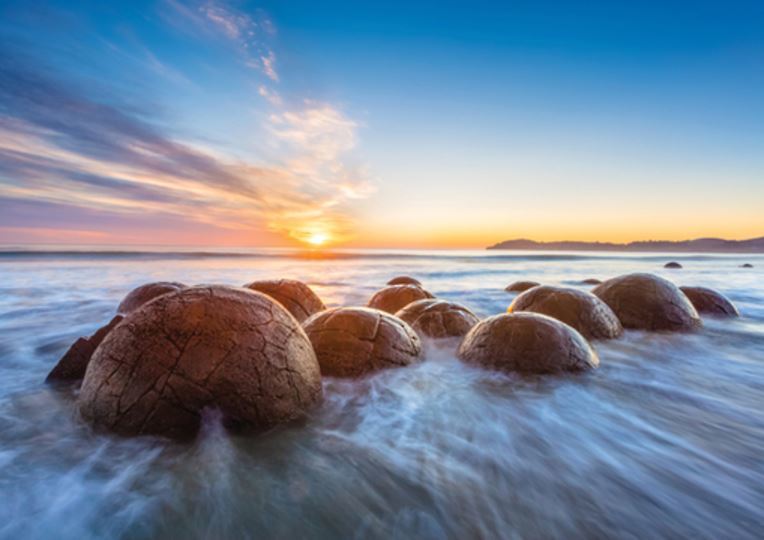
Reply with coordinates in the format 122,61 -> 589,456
306,232 -> 328,247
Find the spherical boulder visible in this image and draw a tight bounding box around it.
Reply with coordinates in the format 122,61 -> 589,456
367,284 -> 434,314
509,285 -> 623,340
395,299 -> 479,339
387,275 -> 422,286
505,280 -> 540,293
79,286 -> 322,438
581,278 -> 602,285
592,273 -> 701,332
457,312 -> 598,374
679,286 -> 739,317
244,279 -> 325,323
303,307 -> 422,377
664,261 -> 682,269
117,281 -> 186,314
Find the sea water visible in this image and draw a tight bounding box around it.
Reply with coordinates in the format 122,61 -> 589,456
0,248 -> 762,539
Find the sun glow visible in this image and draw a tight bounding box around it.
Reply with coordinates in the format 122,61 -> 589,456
306,232 -> 328,246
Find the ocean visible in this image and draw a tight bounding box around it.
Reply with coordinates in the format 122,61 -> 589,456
0,248 -> 762,539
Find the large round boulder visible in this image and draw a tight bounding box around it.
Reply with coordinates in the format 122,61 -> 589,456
303,307 -> 422,377
387,276 -> 422,286
79,286 -> 322,438
244,279 -> 325,323
509,285 -> 623,340
592,273 -> 701,332
367,284 -> 434,314
457,312 -> 598,374
117,281 -> 186,314
505,280 -> 539,293
395,299 -> 479,339
679,286 -> 739,317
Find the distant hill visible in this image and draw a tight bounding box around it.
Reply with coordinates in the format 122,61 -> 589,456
487,237 -> 764,253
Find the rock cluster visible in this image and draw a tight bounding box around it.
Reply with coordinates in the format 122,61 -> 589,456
367,284 -> 434,314
78,286 -> 322,439
592,273 -> 700,332
509,286 -> 622,340
244,279 -> 325,323
303,307 -> 422,377
395,299 -> 479,339
458,312 -> 598,374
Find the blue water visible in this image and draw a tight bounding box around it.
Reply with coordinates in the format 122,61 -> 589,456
0,248 -> 762,539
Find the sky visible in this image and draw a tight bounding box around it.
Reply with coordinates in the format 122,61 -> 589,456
0,0 -> 762,248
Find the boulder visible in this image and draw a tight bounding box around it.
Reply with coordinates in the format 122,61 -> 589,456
244,279 -> 325,323
679,286 -> 739,317
741,263 -> 754,268
592,273 -> 701,332
387,276 -> 422,286
581,278 -> 602,285
664,262 -> 682,269
78,286 -> 322,439
509,285 -> 622,339
117,281 -> 186,314
457,312 -> 598,374
505,280 -> 540,293
303,307 -> 422,377
367,284 -> 434,314
46,315 -> 124,382
395,299 -> 479,339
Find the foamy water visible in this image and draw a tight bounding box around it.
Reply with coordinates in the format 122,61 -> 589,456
0,248 -> 762,539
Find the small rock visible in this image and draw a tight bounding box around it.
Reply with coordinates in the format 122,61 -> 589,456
664,262 -> 682,269
46,315 -> 124,382
387,276 -> 422,286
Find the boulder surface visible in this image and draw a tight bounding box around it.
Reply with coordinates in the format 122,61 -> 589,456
457,312 -> 598,374
244,279 -> 325,322
79,286 -> 322,438
592,273 -> 701,332
303,307 -> 422,377
396,299 -> 479,339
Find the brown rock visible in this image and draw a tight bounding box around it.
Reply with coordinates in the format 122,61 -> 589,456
505,280 -> 540,293
303,307 -> 422,377
664,262 -> 682,269
581,278 -> 602,285
117,281 -> 186,314
509,285 -> 622,339
387,276 -> 422,286
367,284 -> 434,314
741,263 -> 754,268
395,299 -> 479,339
78,286 -> 322,439
679,286 -> 739,317
592,273 -> 701,332
457,312 -> 598,374
244,279 -> 325,323
46,315 -> 124,382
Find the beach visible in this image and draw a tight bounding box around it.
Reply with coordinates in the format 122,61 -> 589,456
0,248 -> 762,538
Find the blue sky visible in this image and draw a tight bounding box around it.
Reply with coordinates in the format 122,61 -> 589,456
0,0 -> 762,247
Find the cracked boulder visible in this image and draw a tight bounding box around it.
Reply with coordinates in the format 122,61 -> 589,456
387,276 -> 422,286
117,281 -> 186,314
508,285 -> 623,340
679,286 -> 739,317
505,280 -> 540,293
593,273 -> 701,332
458,312 -> 598,374
46,315 -> 124,382
244,279 -> 325,323
302,307 -> 422,377
395,299 -> 479,339
367,284 -> 434,314
78,285 -> 322,439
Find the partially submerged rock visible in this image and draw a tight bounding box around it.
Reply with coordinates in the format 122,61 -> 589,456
117,281 -> 186,314
457,312 -> 598,374
367,284 -> 434,314
741,263 -> 754,268
46,315 -> 124,382
581,278 -> 602,285
664,262 -> 682,269
387,276 -> 422,286
505,280 -> 540,293
680,286 -> 739,317
593,273 -> 701,332
79,286 -> 322,439
244,279 -> 325,323
509,285 -> 622,339
303,307 -> 422,377
395,299 -> 479,339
